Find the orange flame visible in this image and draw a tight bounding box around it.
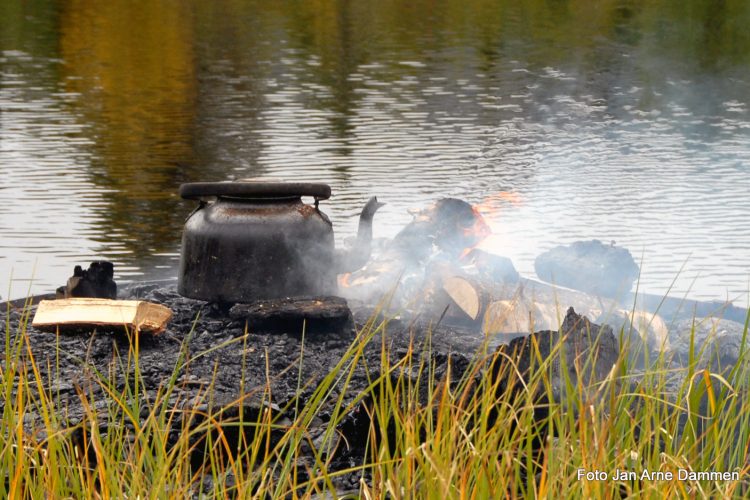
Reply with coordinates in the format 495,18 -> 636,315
473,191 -> 522,223
466,206 -> 492,240
458,206 -> 493,261
338,272 -> 352,288
458,192 -> 521,260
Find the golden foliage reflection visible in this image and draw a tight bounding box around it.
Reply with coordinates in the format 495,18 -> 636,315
59,0 -> 198,257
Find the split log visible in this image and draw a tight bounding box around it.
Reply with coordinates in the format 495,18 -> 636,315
32,298 -> 172,334
435,273 -> 607,334
442,276 -> 482,320
595,308 -> 670,364
482,300 -> 563,335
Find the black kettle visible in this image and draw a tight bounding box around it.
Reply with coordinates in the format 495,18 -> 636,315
177,180 -> 383,303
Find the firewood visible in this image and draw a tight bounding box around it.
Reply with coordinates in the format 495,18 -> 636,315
32,298 -> 172,334
442,276 -> 482,320
465,248 -> 519,284
483,300 -> 524,334
617,308 -> 670,351
338,198 -> 491,305
482,299 -> 563,335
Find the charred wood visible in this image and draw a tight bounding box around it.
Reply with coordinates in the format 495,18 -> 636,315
229,296 -> 354,335
56,261 -> 117,300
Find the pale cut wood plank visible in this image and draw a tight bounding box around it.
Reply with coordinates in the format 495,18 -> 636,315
32,298 -> 172,334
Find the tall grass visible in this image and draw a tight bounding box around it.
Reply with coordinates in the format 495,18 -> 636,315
1,297 -> 749,498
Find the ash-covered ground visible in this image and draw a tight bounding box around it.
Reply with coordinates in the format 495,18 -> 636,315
2,281 -> 747,494
1,283 -> 493,492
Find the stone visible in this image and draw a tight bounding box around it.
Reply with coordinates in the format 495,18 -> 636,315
668,317 -> 748,371
534,239 -> 639,298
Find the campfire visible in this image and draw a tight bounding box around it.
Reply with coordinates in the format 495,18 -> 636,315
338,196 -> 580,336
22,181 -> 744,356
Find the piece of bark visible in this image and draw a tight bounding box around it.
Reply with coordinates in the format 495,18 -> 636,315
32,298 -> 172,334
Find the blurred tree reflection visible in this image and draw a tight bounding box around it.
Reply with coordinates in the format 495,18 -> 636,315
0,0 -> 59,56
59,0 -> 202,261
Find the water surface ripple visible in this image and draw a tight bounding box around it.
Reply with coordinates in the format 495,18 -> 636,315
1,0 -> 749,303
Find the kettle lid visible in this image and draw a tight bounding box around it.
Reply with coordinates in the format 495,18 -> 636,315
180,180 -> 331,201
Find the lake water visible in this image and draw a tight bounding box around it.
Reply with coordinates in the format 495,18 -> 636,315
1,0 -> 749,303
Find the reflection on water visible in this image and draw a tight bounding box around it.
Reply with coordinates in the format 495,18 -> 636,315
1,0 -> 749,301
58,0 -> 200,265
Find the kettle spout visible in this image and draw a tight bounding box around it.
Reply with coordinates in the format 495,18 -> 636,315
335,196 -> 385,274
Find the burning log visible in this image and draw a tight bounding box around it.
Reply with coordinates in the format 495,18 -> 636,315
338,198 -> 658,342
339,198 -> 492,305
397,198 -> 491,259
337,197 -> 618,336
